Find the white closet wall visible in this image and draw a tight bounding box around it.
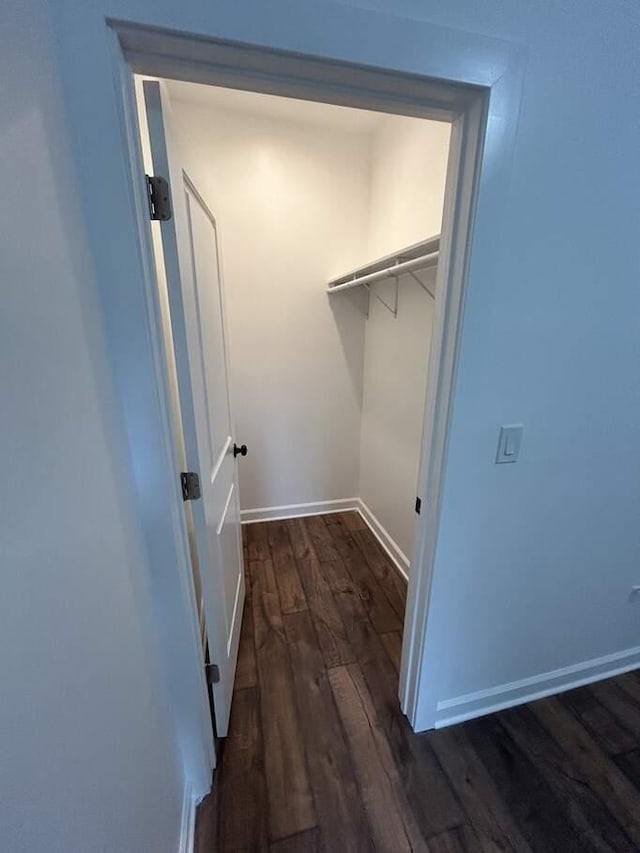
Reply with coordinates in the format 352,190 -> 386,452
168,87 -> 450,544
367,117 -> 451,256
359,118 -> 451,569
171,93 -> 371,514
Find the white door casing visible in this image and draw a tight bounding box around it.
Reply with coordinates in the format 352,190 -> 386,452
143,80 -> 245,739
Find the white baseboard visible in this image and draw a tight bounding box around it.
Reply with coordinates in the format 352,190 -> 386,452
434,644 -> 640,729
357,499 -> 410,581
240,496 -> 411,583
241,497 -> 359,524
178,781 -> 196,853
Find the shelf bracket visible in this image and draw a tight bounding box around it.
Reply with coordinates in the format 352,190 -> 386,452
408,269 -> 435,299
365,279 -> 398,317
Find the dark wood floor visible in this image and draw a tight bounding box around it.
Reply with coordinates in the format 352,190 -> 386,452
195,511 -> 640,852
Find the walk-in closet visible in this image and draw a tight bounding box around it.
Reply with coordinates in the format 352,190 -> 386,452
141,78 -> 451,573
136,76 -> 454,849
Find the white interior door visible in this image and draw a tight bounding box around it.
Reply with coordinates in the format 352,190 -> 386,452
143,80 -> 245,738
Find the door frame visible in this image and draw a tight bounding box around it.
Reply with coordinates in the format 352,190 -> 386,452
105,18 -> 524,794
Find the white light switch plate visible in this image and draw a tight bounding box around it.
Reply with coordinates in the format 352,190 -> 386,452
496,424 -> 523,464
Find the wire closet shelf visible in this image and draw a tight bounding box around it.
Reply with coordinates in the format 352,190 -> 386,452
326,235 -> 439,316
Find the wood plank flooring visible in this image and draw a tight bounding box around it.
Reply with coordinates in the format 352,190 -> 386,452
195,512 -> 640,852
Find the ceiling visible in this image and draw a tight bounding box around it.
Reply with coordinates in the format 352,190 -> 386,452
164,79 -> 395,133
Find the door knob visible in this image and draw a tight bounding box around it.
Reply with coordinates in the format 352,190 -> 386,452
233,443 -> 248,458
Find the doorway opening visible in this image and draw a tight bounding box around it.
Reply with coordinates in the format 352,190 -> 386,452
135,72 -> 451,714
134,75 -> 457,842
113,23 -> 489,809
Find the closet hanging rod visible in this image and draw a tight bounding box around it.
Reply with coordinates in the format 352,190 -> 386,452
327,250 -> 439,294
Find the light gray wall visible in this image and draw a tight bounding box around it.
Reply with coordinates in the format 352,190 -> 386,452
0,1 -> 186,851
359,118 -> 450,564
170,97 -> 370,513
415,1 -> 640,726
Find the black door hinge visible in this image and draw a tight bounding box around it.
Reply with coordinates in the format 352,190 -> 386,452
181,471 -> 201,502
205,663 -> 220,685
146,174 -> 172,221
415,496 -> 422,515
